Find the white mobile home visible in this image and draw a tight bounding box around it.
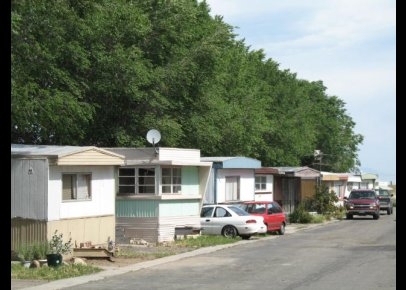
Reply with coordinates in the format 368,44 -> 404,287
11,144 -> 124,252
201,157 -> 262,204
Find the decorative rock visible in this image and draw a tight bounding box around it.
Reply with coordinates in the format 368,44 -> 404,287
72,257 -> 87,265
129,238 -> 149,245
30,260 -> 40,268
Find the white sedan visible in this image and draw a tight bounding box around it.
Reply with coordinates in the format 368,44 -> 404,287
200,204 -> 267,239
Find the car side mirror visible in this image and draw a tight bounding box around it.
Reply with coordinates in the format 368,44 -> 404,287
343,196 -> 348,200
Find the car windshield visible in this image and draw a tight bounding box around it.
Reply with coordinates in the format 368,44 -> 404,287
349,191 -> 375,199
376,190 -> 390,197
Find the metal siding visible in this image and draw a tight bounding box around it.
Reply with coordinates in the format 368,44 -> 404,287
47,216 -> 115,248
203,168 -> 215,204
158,216 -> 201,243
158,148 -> 201,163
159,200 -> 200,216
11,159 -> 48,220
30,160 -> 48,219
181,167 -> 199,195
216,169 -> 256,202
116,199 -> 158,217
116,217 -> 159,243
222,157 -> 261,168
11,218 -> 47,251
57,149 -> 124,165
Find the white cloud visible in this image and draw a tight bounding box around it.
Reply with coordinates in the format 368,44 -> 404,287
204,0 -> 396,183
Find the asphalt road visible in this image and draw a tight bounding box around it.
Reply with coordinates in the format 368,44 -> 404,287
58,209 -> 395,290
15,208 -> 395,290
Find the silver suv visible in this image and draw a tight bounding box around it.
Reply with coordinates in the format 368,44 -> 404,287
375,188 -> 394,215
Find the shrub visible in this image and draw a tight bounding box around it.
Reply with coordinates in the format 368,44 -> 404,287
16,240 -> 50,261
48,230 -> 73,255
16,243 -> 34,262
304,184 -> 339,215
289,203 -> 312,223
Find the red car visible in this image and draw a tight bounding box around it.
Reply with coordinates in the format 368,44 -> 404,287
239,201 -> 287,235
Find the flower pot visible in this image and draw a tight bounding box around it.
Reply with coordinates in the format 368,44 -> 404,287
46,253 -> 62,267
22,260 -> 31,268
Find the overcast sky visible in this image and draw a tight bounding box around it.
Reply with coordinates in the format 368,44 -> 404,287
204,0 -> 396,184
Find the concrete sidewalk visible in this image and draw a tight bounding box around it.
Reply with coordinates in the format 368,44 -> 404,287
11,221 -> 338,290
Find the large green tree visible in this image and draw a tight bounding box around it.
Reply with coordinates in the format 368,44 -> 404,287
11,0 -> 95,144
11,0 -> 363,173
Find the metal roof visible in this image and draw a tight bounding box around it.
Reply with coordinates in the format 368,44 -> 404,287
11,144 -> 124,159
200,156 -> 261,169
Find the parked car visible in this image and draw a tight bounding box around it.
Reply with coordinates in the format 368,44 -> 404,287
374,188 -> 394,215
200,204 -> 266,239
239,201 -> 287,235
344,189 -> 380,220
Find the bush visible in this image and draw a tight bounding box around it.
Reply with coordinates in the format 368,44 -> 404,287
15,241 -> 48,261
16,243 -> 34,262
48,230 -> 72,255
304,184 -> 339,215
289,203 -> 313,223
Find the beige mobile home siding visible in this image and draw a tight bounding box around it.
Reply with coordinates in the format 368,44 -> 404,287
47,215 -> 115,248
11,216 -> 115,252
57,149 -> 124,166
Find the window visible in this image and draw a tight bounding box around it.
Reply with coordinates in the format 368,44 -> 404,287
162,167 -> 182,194
62,173 -> 91,201
268,202 -> 282,214
225,176 -> 240,201
118,168 -> 136,195
138,168 -> 155,194
118,167 -> 156,195
201,206 -> 214,218
214,207 -> 230,217
255,175 -> 267,191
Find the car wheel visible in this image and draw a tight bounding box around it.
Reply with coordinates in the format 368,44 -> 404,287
278,223 -> 285,235
373,213 -> 380,220
346,214 -> 353,219
222,225 -> 238,238
387,208 -> 391,215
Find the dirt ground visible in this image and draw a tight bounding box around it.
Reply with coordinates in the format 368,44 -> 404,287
76,243 -> 197,268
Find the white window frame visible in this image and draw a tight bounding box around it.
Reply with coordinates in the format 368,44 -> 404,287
255,175 -> 267,191
161,167 -> 182,194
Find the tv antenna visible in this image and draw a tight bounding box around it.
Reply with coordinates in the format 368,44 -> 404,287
146,129 -> 161,154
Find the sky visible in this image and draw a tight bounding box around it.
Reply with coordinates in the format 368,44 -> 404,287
204,0 -> 396,184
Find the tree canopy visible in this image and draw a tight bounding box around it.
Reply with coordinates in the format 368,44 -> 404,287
11,0 -> 363,172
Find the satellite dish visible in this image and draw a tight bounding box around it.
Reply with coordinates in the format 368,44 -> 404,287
146,129 -> 161,145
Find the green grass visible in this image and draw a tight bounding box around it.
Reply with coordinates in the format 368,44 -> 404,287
11,263 -> 103,281
11,234 -> 255,281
